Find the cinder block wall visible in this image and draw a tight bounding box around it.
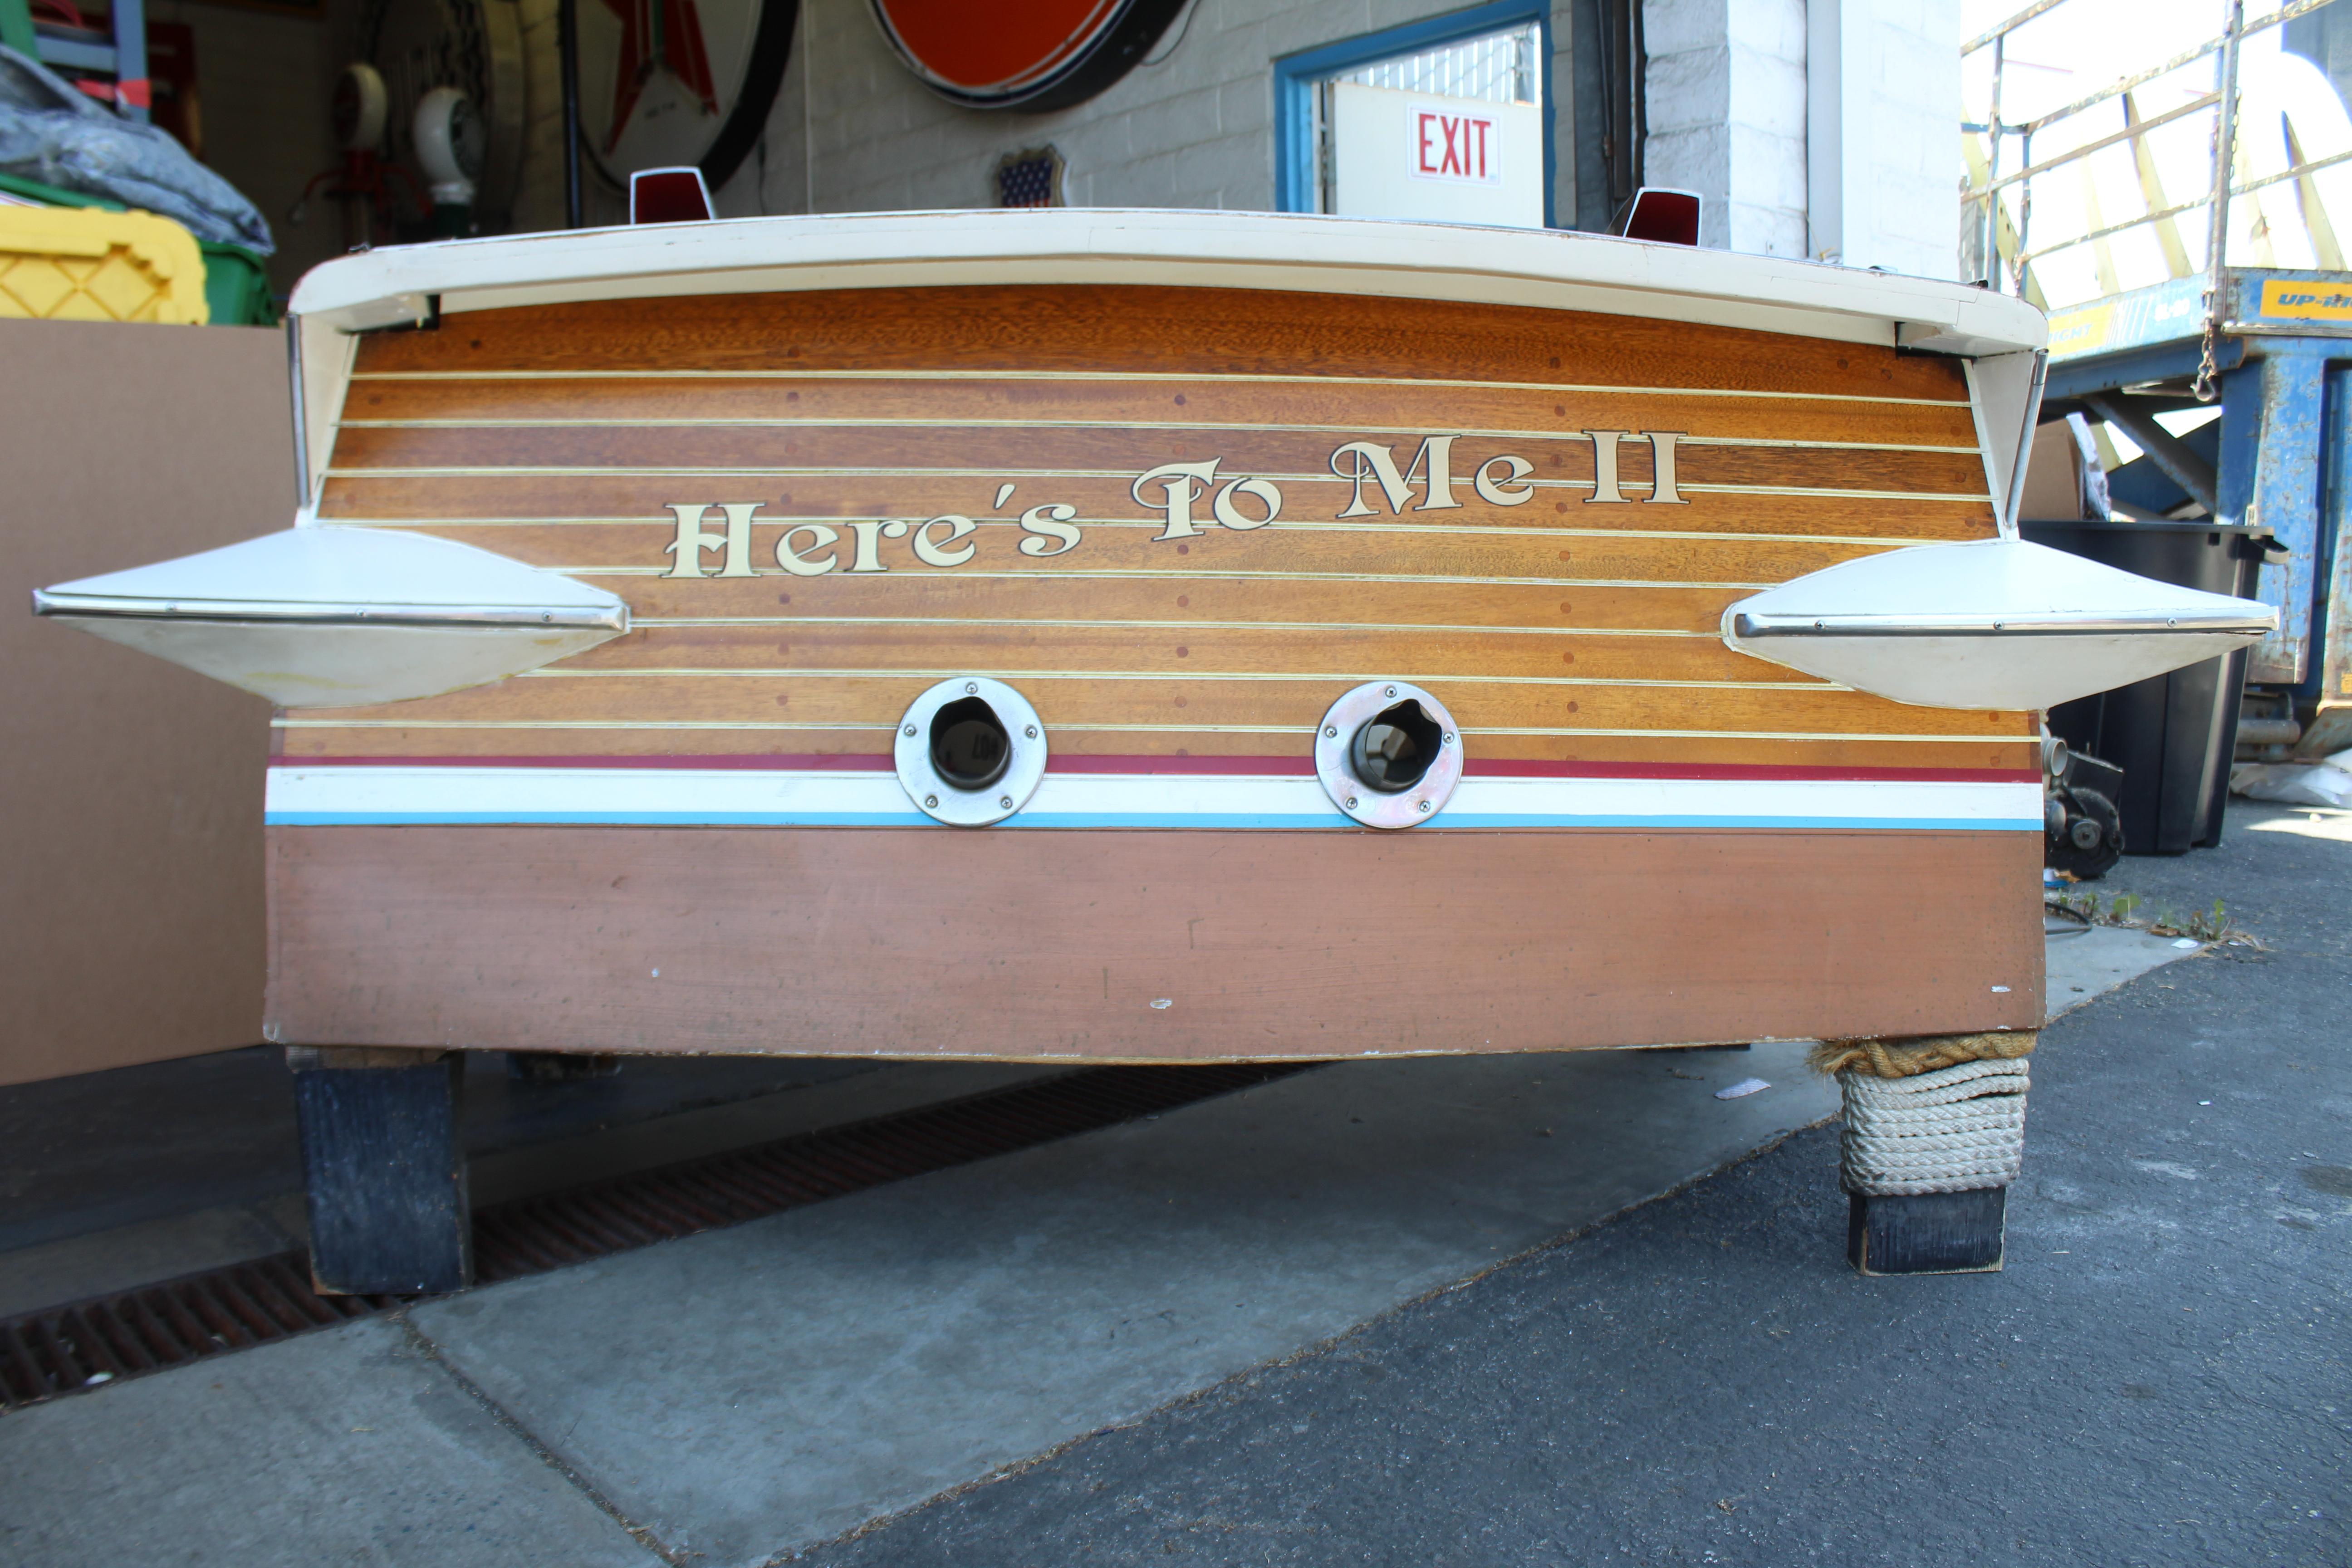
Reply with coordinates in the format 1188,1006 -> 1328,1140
1837,0 -> 1962,277
493,0 -> 1965,279
1642,0 -> 1810,256
722,0 -> 1588,225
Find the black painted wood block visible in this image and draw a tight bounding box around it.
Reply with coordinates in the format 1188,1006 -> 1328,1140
1847,1186 -> 2006,1275
293,1055 -> 472,1295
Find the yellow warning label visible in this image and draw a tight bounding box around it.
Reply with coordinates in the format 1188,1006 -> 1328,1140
2045,304 -> 2115,357
2260,279 -> 2352,320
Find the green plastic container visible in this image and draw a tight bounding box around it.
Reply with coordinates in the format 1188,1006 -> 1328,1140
194,240 -> 272,325
0,169 -> 276,325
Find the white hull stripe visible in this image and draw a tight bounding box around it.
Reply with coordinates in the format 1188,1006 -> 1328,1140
265,768 -> 2042,832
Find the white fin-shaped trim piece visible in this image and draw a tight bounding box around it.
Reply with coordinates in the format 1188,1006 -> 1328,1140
1723,537 -> 2275,710
32,526 -> 629,707
1964,349 -> 2047,537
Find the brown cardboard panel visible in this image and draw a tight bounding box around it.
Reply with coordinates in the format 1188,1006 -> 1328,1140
2018,418 -> 2101,521
0,319 -> 283,1086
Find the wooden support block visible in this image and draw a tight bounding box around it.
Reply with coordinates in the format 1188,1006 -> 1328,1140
290,1049 -> 472,1295
1847,1187 -> 2007,1275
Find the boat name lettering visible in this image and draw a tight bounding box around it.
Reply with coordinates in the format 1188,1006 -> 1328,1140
1130,460 -> 1283,539
654,429 -> 1677,576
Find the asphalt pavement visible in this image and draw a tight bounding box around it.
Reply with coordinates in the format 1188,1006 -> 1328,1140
794,803 -> 2351,1568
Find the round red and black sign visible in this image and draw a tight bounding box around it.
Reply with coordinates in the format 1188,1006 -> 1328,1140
870,0 -> 1189,112
579,0 -> 799,188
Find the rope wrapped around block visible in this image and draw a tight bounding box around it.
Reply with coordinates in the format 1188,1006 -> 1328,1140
1809,1031 -> 2037,1198
1836,1057 -> 2030,1196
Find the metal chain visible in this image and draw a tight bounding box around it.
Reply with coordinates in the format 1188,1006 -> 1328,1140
2195,0 -> 2246,405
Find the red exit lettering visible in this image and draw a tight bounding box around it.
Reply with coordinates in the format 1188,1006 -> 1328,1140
1414,109 -> 1494,181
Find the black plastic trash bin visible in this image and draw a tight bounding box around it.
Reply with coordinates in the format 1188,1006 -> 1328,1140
2019,520 -> 2282,855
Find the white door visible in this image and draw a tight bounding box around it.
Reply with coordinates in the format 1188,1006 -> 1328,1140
1328,82 -> 1544,227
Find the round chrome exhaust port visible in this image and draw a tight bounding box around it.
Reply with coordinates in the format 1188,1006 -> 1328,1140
894,677 -> 1048,826
1313,681 -> 1463,828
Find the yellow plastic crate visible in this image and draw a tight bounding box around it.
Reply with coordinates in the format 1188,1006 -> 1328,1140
0,205 -> 210,324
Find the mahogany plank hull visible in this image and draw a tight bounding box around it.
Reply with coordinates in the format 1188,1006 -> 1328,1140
259,261 -> 2047,1057
265,824 -> 2044,1059
298,284 -> 2033,777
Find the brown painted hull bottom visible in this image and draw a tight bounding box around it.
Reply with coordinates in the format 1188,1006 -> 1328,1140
265,826 -> 2044,1059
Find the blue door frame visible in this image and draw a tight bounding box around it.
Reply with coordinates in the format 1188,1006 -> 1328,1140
1273,1 -> 1557,226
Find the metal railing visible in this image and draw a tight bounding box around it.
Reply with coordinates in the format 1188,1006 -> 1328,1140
1962,0 -> 2344,388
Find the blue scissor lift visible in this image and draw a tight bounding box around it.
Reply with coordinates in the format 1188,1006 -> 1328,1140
2038,268 -> 2352,760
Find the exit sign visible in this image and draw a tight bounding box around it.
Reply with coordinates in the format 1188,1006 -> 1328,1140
1327,82 -> 1542,227
1409,103 -> 1501,185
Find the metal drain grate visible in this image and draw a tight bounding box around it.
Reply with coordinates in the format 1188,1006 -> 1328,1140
0,1061 -> 1310,1412
0,1254 -> 393,1410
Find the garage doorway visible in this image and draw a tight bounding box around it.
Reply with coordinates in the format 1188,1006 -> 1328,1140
1277,5 -> 1553,229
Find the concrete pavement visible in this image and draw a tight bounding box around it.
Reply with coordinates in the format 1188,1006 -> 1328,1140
2,1039 -> 1840,1567
1,1314 -> 652,1567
